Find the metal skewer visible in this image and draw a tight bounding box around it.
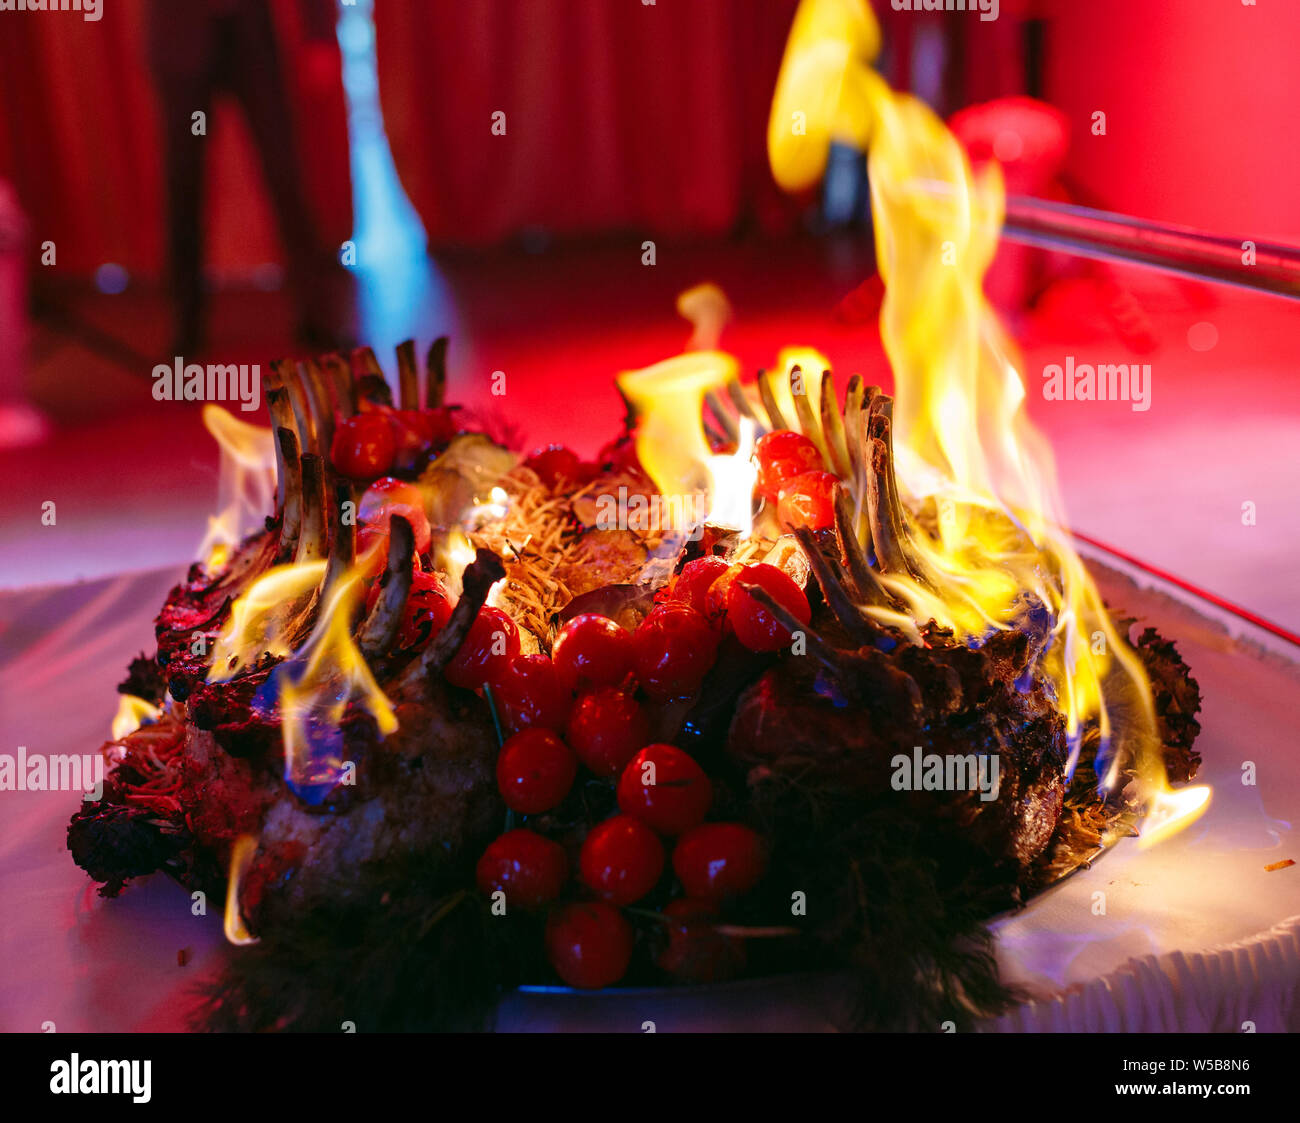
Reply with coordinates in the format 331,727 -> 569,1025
902,177 -> 1300,300
1000,194 -> 1300,301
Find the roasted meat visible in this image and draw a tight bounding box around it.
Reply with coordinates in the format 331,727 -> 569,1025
69,345 -> 510,935
727,620 -> 1068,867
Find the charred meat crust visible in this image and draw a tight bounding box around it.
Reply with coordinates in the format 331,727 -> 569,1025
727,616 -> 1070,869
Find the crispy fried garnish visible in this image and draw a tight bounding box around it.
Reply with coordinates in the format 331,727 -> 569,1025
468,468 -> 652,644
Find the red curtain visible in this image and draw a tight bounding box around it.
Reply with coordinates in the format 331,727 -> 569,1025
0,0 -> 350,279
0,0 -> 1046,270
373,0 -> 801,246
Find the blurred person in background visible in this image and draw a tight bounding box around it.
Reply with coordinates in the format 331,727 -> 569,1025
146,0 -> 344,355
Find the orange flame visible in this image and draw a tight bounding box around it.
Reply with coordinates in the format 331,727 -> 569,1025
761,0 -> 1211,834
223,833 -> 260,946
110,694 -> 161,741
198,405 -> 276,571
767,0 -> 882,193
616,292 -> 759,537
206,561 -> 328,682
278,570 -> 398,799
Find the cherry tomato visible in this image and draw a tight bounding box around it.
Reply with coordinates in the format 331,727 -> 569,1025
355,528 -> 387,576
544,901 -> 635,989
668,556 -> 731,622
358,477 -> 432,554
703,563 -> 742,631
551,614 -> 633,694
565,687 -> 650,778
672,822 -> 765,901
495,727 -> 577,814
363,567 -> 453,652
632,602 -> 719,702
726,563 -> 811,653
331,413 -> 396,480
396,407 -> 456,448
617,744 -> 712,836
444,605 -> 520,691
524,445 -> 586,490
388,409 -> 430,468
492,653 -> 571,734
579,814 -> 665,906
655,898 -> 746,983
595,435 -> 643,477
776,469 -> 838,532
357,521 -> 432,578
755,430 -> 822,502
475,829 -> 568,910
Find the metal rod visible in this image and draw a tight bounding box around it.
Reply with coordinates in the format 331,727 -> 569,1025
1000,195 -> 1300,301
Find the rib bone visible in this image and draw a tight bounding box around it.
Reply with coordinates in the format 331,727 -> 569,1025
790,365 -> 828,463
295,454 -> 329,563
324,481 -> 356,593
819,370 -> 852,479
725,376 -> 764,432
317,352 -> 356,419
757,369 -> 791,431
425,336 -> 449,408
791,526 -> 876,645
394,548 -> 506,696
272,358 -> 319,458
298,358 -> 336,455
832,485 -> 890,607
705,390 -> 739,442
272,423 -> 303,562
864,411 -> 938,588
866,436 -> 909,575
357,515 -> 415,660
351,346 -> 393,408
396,339 -> 419,410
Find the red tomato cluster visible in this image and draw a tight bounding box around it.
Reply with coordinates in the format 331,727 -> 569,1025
755,429 -> 838,532
330,405 -> 457,480
469,607 -> 770,991
664,557 -> 812,653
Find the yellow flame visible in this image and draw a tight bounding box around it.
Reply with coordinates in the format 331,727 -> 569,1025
767,0 -> 882,192
758,0 -> 1202,834
617,350 -> 740,531
766,346 -> 832,459
785,4 -> 1155,758
434,484 -> 514,597
436,528 -> 478,597
706,417 -> 759,534
279,569 -> 398,795
1138,780 -> 1212,849
110,694 -> 161,741
207,561 -> 328,682
223,833 -> 261,946
677,283 -> 732,351
198,405 -> 276,570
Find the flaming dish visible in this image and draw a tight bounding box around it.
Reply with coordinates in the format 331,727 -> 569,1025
64,0 -> 1214,1032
